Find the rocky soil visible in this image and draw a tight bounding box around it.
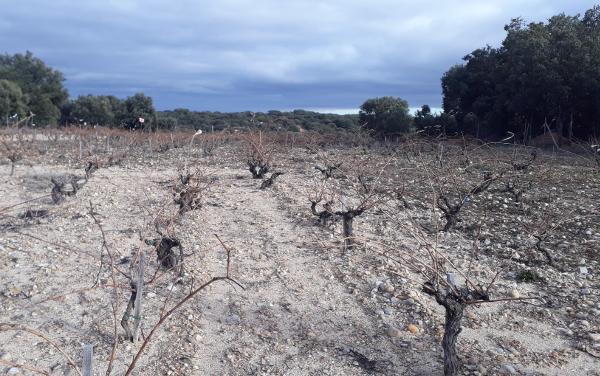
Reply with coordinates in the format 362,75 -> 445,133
0,136 -> 599,375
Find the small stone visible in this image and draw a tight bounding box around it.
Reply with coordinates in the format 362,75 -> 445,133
407,324 -> 419,334
579,266 -> 588,275
379,282 -> 394,293
589,333 -> 600,342
387,326 -> 402,338
7,368 -> 20,375
500,363 -> 517,374
509,289 -> 520,299
558,328 -> 574,336
372,280 -> 383,289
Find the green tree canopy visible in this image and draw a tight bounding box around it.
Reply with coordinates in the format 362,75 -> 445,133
0,51 -> 68,125
441,6 -> 600,140
69,95 -> 122,126
0,79 -> 27,122
359,96 -> 412,136
121,93 -> 156,130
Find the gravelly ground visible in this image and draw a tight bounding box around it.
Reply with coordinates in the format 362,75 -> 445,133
0,136 -> 599,376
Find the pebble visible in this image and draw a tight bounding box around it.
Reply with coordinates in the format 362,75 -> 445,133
387,326 -> 402,338
589,333 -> 600,342
7,368 -> 20,375
500,363 -> 517,374
579,266 -> 588,274
407,324 -> 419,334
558,328 -> 574,336
509,289 -> 520,299
379,282 -> 395,293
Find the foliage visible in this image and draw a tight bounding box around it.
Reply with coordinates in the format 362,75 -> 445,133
61,93 -> 155,129
0,53 -> 358,133
442,6 -> 600,140
121,93 -> 156,130
157,116 -> 177,129
67,95 -> 122,126
413,104 -> 460,136
516,269 -> 542,283
0,51 -> 68,125
359,96 -> 412,136
158,108 -> 359,133
0,79 -> 27,122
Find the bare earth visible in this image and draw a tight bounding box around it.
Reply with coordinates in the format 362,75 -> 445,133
0,141 -> 599,376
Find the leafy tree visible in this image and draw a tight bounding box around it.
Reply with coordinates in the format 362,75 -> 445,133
120,93 -> 156,130
0,79 -> 27,123
359,96 -> 412,136
414,104 -> 436,131
70,95 -> 119,126
0,51 -> 68,125
157,108 -> 359,132
156,116 -> 177,129
441,7 -> 600,140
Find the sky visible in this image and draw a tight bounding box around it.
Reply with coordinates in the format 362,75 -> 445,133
0,1 -> 596,113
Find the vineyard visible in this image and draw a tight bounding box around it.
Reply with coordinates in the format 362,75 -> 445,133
0,127 -> 599,375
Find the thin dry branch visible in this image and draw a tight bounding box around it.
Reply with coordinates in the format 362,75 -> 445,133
0,323 -> 82,376
122,235 -> 243,376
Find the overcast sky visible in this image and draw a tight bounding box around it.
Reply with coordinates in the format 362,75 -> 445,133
0,1 -> 596,112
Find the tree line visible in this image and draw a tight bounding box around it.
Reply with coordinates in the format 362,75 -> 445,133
157,108 -> 359,132
441,5 -> 600,141
2,5 -> 600,139
0,52 -> 360,132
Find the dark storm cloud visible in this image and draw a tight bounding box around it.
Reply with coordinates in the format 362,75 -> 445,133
0,0 -> 596,111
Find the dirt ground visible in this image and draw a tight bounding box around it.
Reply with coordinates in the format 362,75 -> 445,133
0,135 -> 599,376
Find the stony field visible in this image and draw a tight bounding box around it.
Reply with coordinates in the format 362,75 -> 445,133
0,129 -> 599,375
